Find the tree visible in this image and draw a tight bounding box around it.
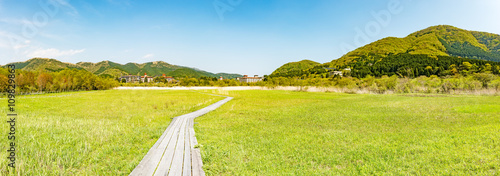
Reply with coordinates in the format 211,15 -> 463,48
493,65 -> 500,74
37,73 -> 53,91
0,75 -> 8,92
425,66 -> 433,77
473,73 -> 496,88
483,63 -> 492,73
461,62 -> 473,71
16,71 -> 37,92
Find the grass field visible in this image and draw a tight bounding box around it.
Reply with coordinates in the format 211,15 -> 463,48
195,90 -> 500,175
0,90 -> 223,175
1,89 -> 499,175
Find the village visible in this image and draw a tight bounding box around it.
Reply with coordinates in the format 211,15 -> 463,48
119,73 -> 264,83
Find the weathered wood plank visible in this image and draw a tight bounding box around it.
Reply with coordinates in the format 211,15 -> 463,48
166,117 -> 188,176
189,117 -> 205,176
154,117 -> 187,175
191,149 -> 204,176
182,119 -> 192,176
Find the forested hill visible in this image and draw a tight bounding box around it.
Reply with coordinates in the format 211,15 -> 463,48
4,58 -> 242,79
330,25 -> 500,67
271,25 -> 500,78
270,60 -> 320,77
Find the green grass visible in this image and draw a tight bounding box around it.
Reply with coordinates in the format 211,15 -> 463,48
1,89 -> 499,175
0,90 -> 224,175
195,90 -> 500,175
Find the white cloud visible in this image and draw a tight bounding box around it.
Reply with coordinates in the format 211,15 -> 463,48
142,53 -> 154,59
27,48 -> 85,58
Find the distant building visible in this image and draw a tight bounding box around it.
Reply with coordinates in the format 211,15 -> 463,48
161,74 -> 175,82
141,73 -> 154,83
219,76 -> 223,81
327,68 -> 351,77
120,75 -> 141,83
239,75 -> 263,83
332,71 -> 343,77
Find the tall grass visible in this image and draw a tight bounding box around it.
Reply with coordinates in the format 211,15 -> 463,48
0,90 -> 223,175
195,90 -> 500,175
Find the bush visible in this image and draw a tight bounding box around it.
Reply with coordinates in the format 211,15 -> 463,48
490,78 -> 500,91
473,73 -> 497,88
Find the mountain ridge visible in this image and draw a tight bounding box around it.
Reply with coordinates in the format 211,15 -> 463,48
4,58 -> 242,79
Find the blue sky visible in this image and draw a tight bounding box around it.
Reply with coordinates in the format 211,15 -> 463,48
1,0 -> 499,76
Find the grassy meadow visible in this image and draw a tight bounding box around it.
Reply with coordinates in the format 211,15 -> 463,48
0,89 -> 498,175
195,90 -> 500,175
0,90 -> 223,175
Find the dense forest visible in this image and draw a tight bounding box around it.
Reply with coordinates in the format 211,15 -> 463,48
348,54 -> 500,78
270,54 -> 500,79
439,38 -> 500,62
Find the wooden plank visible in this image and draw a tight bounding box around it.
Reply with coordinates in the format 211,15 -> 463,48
154,117 -> 187,175
189,117 -> 205,176
191,149 -> 204,176
182,119 -> 192,176
167,117 -> 188,176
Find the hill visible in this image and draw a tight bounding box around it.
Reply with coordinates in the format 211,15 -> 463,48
330,25 -> 500,67
5,58 -> 242,79
270,60 -> 320,77
9,58 -> 82,72
270,25 -> 500,78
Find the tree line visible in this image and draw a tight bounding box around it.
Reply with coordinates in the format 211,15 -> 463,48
264,74 -> 500,94
348,53 -> 500,78
0,68 -> 119,93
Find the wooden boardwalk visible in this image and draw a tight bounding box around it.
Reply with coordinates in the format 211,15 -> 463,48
130,97 -> 233,176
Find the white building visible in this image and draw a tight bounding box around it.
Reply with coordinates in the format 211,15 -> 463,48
239,75 -> 263,83
141,73 -> 154,83
120,75 -> 141,83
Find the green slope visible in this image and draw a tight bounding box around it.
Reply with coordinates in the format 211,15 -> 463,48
10,58 -> 82,72
270,60 -> 320,77
471,31 -> 500,54
168,68 -> 209,78
331,25 -> 500,67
